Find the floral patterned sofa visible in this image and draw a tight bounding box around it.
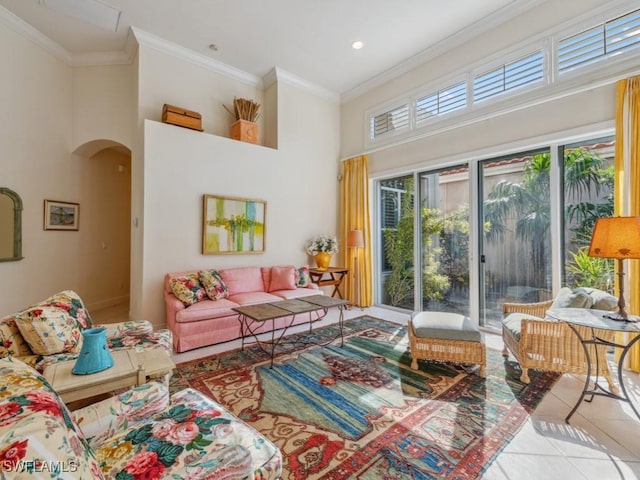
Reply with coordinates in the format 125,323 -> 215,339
0,356 -> 282,479
0,290 -> 172,374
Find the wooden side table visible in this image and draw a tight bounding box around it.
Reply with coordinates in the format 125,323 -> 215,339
43,349 -> 175,404
309,267 -> 348,298
44,350 -> 140,404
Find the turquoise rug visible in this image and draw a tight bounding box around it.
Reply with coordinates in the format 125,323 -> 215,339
171,316 -> 558,479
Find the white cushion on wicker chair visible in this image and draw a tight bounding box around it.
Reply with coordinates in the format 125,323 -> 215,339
501,312 -> 545,341
411,312 -> 481,342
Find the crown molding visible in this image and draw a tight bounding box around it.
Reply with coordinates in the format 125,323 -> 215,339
0,7 -> 337,100
340,0 -> 546,103
0,5 -> 71,64
263,67 -> 340,104
131,27 -> 262,88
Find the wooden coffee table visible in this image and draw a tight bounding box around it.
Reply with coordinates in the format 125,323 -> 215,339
233,295 -> 350,367
43,349 -> 175,404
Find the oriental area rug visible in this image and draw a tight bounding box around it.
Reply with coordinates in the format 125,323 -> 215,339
169,316 -> 558,479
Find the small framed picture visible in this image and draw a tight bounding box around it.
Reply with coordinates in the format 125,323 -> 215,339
44,200 -> 79,231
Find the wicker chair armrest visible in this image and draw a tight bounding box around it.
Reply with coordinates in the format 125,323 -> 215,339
502,300 -> 553,317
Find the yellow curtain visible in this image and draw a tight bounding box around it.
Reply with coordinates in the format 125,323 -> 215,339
614,76 -> 640,370
341,155 -> 372,307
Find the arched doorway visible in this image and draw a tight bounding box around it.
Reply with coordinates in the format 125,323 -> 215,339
74,140 -> 132,320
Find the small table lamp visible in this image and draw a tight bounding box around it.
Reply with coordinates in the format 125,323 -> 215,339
588,216 -> 640,321
347,229 -> 365,308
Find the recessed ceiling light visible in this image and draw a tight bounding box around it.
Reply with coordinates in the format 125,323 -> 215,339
352,41 -> 364,50
39,0 -> 121,32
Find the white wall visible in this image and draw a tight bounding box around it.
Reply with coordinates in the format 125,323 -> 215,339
0,22 -> 135,315
133,45 -> 341,327
0,23 -> 74,312
136,46 -> 265,142
72,64 -> 134,151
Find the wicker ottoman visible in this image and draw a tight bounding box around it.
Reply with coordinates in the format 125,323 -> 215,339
409,311 -> 486,377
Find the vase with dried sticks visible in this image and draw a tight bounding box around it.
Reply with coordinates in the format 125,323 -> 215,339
224,97 -> 261,144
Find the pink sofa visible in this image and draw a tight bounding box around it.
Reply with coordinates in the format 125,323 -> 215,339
164,266 -> 323,352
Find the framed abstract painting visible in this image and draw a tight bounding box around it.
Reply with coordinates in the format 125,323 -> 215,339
202,194 -> 266,254
44,200 -> 79,231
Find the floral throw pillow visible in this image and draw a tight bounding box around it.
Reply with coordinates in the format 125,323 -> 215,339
169,274 -> 206,306
14,305 -> 84,355
41,290 -> 93,329
199,270 -> 229,301
295,266 -> 311,288
0,316 -> 33,358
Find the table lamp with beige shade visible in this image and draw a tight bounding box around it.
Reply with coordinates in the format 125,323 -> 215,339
347,229 -> 365,308
588,216 -> 640,321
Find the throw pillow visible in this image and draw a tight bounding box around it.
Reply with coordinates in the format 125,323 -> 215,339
41,290 -> 93,329
199,269 -> 229,301
295,266 -> 311,287
169,274 -> 206,306
14,305 -> 84,355
0,316 -> 33,358
550,287 -> 593,309
269,266 -> 297,292
575,287 -> 618,311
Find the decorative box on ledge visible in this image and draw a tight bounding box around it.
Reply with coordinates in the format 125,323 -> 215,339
231,119 -> 258,144
162,104 -> 204,132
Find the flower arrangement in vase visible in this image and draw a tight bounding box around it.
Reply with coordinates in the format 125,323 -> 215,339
305,234 -> 339,270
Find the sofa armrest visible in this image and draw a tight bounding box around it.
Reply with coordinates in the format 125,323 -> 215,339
164,289 -> 186,312
72,380 -> 169,449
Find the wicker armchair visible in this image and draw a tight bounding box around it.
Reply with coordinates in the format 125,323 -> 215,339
501,300 -> 617,392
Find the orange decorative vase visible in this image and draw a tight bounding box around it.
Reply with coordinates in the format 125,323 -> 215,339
315,252 -> 332,270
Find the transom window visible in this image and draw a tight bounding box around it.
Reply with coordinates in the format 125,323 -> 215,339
371,104 -> 409,139
473,51 -> 544,102
416,81 -> 467,124
559,8 -> 640,74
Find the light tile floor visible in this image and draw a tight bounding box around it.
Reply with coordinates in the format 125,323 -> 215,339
92,304 -> 640,480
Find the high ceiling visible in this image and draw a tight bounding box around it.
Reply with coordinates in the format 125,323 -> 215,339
0,0 -> 539,97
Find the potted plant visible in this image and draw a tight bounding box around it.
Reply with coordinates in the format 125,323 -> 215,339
224,97 -> 261,144
305,234 -> 339,270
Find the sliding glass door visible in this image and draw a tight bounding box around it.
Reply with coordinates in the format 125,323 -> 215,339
379,175 -> 414,309
377,166 -> 470,314
418,166 -> 470,315
479,149 -> 552,328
